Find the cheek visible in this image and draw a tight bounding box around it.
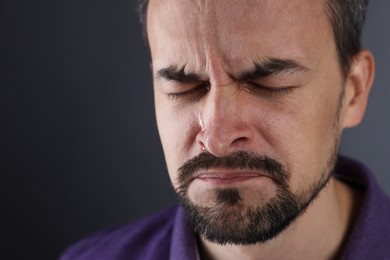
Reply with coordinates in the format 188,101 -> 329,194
251,90 -> 340,192
155,99 -> 200,185
302,107 -> 339,188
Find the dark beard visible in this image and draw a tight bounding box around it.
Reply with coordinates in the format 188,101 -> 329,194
175,150 -> 337,245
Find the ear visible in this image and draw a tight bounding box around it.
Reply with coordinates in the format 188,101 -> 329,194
341,50 -> 375,128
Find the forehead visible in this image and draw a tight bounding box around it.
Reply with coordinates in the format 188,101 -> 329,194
147,0 -> 334,74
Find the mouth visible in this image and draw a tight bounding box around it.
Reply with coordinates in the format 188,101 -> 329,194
195,170 -> 268,186
177,151 -> 288,190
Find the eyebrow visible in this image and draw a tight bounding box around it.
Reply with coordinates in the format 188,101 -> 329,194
157,58 -> 308,83
157,65 -> 205,83
238,58 -> 309,81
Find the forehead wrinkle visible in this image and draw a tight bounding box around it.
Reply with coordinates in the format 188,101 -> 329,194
154,0 -> 232,87
189,1 -> 273,82
148,0 -> 210,75
199,0 -> 250,86
196,0 -> 225,77
149,0 -> 247,84
150,0 -> 332,86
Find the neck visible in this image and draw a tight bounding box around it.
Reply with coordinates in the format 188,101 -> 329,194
198,177 -> 362,260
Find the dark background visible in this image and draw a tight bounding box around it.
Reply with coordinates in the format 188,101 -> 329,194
1,1 -> 389,259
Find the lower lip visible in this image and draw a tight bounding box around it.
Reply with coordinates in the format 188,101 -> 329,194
197,176 -> 262,186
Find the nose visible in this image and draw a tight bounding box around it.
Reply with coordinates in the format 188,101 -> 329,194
196,84 -> 252,157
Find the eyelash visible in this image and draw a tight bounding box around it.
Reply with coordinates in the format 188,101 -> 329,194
245,82 -> 295,97
167,82 -> 295,101
167,83 -> 210,101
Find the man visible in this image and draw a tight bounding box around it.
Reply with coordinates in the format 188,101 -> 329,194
61,0 -> 390,259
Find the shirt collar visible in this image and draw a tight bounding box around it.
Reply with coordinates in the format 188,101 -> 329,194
170,206 -> 199,260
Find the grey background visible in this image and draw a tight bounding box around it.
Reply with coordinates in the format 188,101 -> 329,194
1,0 -> 389,259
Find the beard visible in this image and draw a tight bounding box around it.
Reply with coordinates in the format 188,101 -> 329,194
175,144 -> 339,245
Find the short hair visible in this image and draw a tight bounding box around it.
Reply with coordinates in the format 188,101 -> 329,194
325,0 -> 369,77
137,0 -> 369,77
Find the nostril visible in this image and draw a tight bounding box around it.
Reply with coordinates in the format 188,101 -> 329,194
198,140 -> 207,152
233,136 -> 248,144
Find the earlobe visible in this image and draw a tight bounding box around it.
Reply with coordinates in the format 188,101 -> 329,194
342,50 -> 375,128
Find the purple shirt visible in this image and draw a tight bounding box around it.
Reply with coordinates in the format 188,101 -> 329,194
60,156 -> 390,259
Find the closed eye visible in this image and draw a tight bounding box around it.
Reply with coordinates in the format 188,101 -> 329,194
245,82 -> 296,97
167,82 -> 210,102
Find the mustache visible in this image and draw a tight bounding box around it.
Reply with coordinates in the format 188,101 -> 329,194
177,151 -> 290,188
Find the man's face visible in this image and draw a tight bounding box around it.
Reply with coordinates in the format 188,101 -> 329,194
148,0 -> 350,244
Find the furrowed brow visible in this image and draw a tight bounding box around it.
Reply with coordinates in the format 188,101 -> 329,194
157,65 -> 204,83
239,58 -> 309,81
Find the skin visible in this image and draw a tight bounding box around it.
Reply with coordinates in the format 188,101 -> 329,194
147,0 -> 375,259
